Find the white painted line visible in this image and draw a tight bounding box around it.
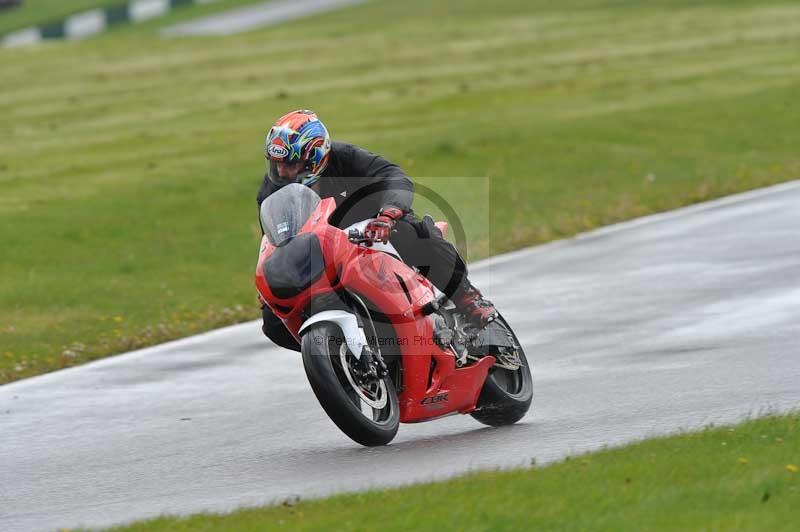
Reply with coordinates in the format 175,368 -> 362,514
129,0 -> 170,23
65,9 -> 107,40
1,27 -> 41,47
164,0 -> 368,36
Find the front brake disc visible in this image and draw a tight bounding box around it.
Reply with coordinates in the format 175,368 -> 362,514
339,344 -> 388,409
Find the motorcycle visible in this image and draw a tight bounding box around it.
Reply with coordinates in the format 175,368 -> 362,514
254,183 -> 532,446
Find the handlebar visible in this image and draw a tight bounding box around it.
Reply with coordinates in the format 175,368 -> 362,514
348,226 -> 397,246
348,228 -> 374,245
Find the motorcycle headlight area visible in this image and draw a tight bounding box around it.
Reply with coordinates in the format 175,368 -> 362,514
262,233 -> 325,299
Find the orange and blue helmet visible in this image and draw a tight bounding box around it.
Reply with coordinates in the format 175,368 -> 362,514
264,109 -> 331,188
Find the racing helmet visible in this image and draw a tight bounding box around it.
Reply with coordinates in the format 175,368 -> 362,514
264,109 -> 331,188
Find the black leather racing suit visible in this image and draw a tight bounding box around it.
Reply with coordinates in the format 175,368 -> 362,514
257,141 -> 469,351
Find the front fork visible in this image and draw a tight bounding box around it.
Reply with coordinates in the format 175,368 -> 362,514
349,294 -> 389,380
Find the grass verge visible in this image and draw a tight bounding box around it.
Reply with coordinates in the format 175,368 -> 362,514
107,412 -> 800,531
2,0 -> 800,383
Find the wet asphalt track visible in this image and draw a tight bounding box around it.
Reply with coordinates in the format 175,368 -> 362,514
2,182 -> 800,531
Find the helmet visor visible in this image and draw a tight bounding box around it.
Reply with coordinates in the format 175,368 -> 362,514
268,159 -> 320,188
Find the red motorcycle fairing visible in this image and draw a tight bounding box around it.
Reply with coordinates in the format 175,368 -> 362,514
255,197 -> 494,423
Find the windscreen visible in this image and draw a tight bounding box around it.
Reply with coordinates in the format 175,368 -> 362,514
260,183 -> 321,247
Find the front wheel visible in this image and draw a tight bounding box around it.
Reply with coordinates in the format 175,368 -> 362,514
301,323 -> 399,446
470,315 -> 533,427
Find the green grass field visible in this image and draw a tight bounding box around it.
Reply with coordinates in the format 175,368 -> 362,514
107,413 -> 800,531
2,0 -> 800,383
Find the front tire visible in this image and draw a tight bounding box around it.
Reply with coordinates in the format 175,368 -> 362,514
470,316 -> 533,427
301,323 -> 399,446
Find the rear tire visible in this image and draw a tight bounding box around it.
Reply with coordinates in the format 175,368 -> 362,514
301,323 -> 399,446
470,316 -> 533,427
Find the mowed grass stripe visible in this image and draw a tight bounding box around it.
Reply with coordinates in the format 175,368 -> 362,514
3,7 -> 800,146
3,4 -> 800,109
1,0 -> 799,382
4,3 -> 800,103
3,41 -> 797,197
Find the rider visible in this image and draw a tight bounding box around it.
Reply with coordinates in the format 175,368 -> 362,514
257,109 -> 497,351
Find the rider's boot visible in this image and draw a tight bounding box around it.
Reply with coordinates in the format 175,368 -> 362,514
453,283 -> 498,328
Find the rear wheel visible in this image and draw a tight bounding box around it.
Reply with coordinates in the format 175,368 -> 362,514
470,316 -> 533,427
301,323 -> 399,446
